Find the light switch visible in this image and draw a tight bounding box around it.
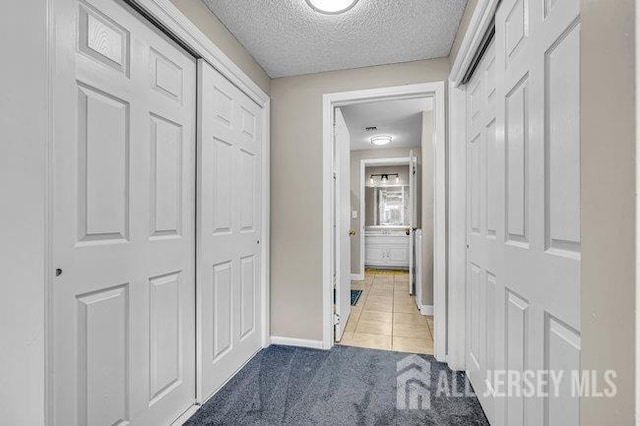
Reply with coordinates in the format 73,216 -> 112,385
352,210 -> 358,219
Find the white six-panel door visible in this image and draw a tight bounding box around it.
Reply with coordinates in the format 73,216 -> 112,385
335,108 -> 351,341
466,38 -> 498,423
52,0 -> 196,424
197,60 -> 263,401
466,0 -> 581,425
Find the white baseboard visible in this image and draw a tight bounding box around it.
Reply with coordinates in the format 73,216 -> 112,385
270,336 -> 325,350
351,273 -> 365,281
418,304 -> 434,316
171,404 -> 200,426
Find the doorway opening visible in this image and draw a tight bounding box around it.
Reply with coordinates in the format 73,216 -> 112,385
322,83 -> 446,359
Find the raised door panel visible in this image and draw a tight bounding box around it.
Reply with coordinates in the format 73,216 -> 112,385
239,149 -> 256,233
469,134 -> 482,235
149,272 -> 182,406
150,114 -> 182,239
486,120 -> 499,238
544,315 -> 580,425
79,2 -> 130,75
240,256 -> 256,339
212,261 -> 233,361
545,23 -> 581,255
505,77 -> 529,246
77,83 -> 130,244
468,264 -> 482,371
77,285 -> 130,426
505,290 -> 529,426
504,0 -> 528,65
150,48 -> 184,104
211,137 -> 234,235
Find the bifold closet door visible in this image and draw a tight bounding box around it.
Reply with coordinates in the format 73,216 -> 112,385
465,38 -> 498,423
52,0 -> 196,424
197,60 -> 263,402
465,0 -> 581,425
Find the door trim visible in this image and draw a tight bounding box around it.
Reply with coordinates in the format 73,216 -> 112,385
45,1 -> 271,424
449,0 -> 500,87
321,82 -> 446,360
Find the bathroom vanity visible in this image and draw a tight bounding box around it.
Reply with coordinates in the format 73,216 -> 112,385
364,228 -> 410,269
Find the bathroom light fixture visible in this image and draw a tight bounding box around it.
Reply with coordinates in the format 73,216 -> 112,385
370,136 -> 392,146
305,0 -> 359,14
370,173 -> 399,185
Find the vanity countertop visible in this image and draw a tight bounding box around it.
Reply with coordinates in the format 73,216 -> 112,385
365,228 -> 409,237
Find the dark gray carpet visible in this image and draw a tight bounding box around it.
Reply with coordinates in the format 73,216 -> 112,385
186,345 -> 489,425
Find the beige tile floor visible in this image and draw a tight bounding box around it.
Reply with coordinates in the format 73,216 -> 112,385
339,269 -> 434,354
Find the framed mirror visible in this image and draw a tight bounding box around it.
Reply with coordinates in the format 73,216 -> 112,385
365,185 -> 410,227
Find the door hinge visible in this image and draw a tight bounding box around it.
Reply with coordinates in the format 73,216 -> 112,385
333,313 -> 341,325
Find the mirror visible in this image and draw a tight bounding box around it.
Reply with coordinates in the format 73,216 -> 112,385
365,185 -> 410,227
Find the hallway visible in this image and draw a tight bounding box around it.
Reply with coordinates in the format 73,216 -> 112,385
341,270 -> 434,354
185,344 -> 488,425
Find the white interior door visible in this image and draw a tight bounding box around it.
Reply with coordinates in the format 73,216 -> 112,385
465,38 -> 497,423
197,60 -> 263,401
408,150 -> 418,294
335,108 -> 352,341
52,0 -> 196,424
496,0 -> 581,424
466,0 -> 581,425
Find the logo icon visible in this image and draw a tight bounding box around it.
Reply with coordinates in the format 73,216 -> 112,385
397,355 -> 431,410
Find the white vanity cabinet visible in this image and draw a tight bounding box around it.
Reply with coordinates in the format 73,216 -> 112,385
365,231 -> 410,269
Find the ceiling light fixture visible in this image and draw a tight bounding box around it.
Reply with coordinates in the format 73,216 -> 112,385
305,0 -> 359,14
370,136 -> 392,146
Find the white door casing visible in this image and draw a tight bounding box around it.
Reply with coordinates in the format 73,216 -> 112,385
52,0 -> 196,424
197,59 -> 264,402
335,108 -> 352,341
465,0 -> 581,425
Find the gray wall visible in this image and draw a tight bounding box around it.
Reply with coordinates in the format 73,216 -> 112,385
271,58 -> 450,341
170,0 -> 271,95
0,1 -> 47,424
581,0 -> 636,423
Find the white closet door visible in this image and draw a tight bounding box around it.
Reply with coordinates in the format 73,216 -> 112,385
52,0 -> 196,424
466,0 -> 581,425
496,0 -> 580,426
197,60 -> 263,401
495,0 -> 581,424
465,39 -> 498,424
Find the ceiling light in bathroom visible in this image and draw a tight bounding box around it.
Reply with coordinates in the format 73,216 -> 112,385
370,136 -> 392,146
305,0 -> 359,14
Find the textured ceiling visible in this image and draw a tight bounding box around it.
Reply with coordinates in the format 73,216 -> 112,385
342,97 -> 433,151
202,0 -> 468,78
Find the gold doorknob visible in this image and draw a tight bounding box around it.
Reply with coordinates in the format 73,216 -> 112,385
349,230 -> 356,236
